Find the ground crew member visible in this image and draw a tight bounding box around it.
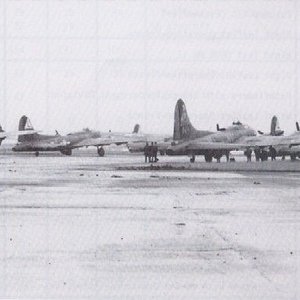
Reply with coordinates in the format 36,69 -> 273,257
269,146 -> 276,161
149,142 -> 154,163
153,142 -> 158,162
254,148 -> 260,162
244,148 -> 252,162
144,142 -> 149,163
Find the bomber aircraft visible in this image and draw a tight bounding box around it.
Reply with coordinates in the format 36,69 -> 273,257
167,100 -> 300,162
166,99 -> 257,162
12,115 -> 140,156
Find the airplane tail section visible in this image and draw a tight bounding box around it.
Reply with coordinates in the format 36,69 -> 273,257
270,116 -> 284,136
0,125 -> 4,145
18,115 -> 37,142
173,99 -> 198,140
133,124 -> 140,134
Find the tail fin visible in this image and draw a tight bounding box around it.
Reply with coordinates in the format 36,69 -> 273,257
296,121 -> 300,132
173,99 -> 198,140
0,125 -> 4,145
18,115 -> 37,142
133,124 -> 140,134
270,116 -> 284,136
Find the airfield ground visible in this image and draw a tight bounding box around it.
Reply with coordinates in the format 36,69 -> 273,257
0,150 -> 299,299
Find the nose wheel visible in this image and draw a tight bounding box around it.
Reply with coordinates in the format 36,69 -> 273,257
97,147 -> 105,157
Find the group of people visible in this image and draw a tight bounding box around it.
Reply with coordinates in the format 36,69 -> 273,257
144,142 -> 159,163
244,146 -> 277,162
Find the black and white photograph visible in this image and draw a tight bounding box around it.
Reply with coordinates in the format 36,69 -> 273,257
0,1 -> 299,299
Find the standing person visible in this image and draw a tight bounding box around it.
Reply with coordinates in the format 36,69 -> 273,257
269,146 -> 276,161
244,148 -> 252,162
153,142 -> 158,162
254,148 -> 260,162
144,142 -> 149,163
149,142 -> 154,163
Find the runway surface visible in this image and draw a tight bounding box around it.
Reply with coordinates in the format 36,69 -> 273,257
0,153 -> 299,299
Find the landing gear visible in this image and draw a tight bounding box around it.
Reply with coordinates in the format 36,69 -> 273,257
97,147 -> 105,157
225,152 -> 230,163
215,153 -> 222,163
61,149 -> 72,156
260,150 -> 268,161
159,150 -> 165,156
35,151 -> 39,157
204,153 -> 213,163
290,154 -> 296,161
190,154 -> 195,163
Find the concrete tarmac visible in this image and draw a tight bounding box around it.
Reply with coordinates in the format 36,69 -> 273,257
0,153 -> 299,299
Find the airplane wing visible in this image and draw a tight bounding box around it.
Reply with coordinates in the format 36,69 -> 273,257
240,137 -> 300,149
70,136 -> 136,149
187,136 -> 300,152
187,142 -> 242,151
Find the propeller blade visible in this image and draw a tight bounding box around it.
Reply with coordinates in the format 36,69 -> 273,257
258,130 -> 264,135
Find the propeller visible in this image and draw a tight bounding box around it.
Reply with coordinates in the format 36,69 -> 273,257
296,121 -> 300,132
258,130 -> 264,135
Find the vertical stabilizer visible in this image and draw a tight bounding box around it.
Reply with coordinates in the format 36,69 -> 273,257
173,99 -> 198,140
270,116 -> 284,136
133,124 -> 140,134
0,125 -> 5,145
18,116 -> 37,142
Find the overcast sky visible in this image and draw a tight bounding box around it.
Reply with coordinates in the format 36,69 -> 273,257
0,0 -> 299,136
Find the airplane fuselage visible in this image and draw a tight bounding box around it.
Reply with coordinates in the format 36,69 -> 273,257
167,125 -> 256,157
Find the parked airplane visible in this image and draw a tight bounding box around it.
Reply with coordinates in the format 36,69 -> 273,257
166,99 -> 256,162
179,111 -> 300,162
166,99 -> 257,162
12,115 -> 140,156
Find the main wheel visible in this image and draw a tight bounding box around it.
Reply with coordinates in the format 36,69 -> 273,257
190,155 -> 195,163
97,147 -> 105,157
35,151 -> 39,157
290,154 -> 296,161
60,149 -> 72,156
204,153 -> 212,163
